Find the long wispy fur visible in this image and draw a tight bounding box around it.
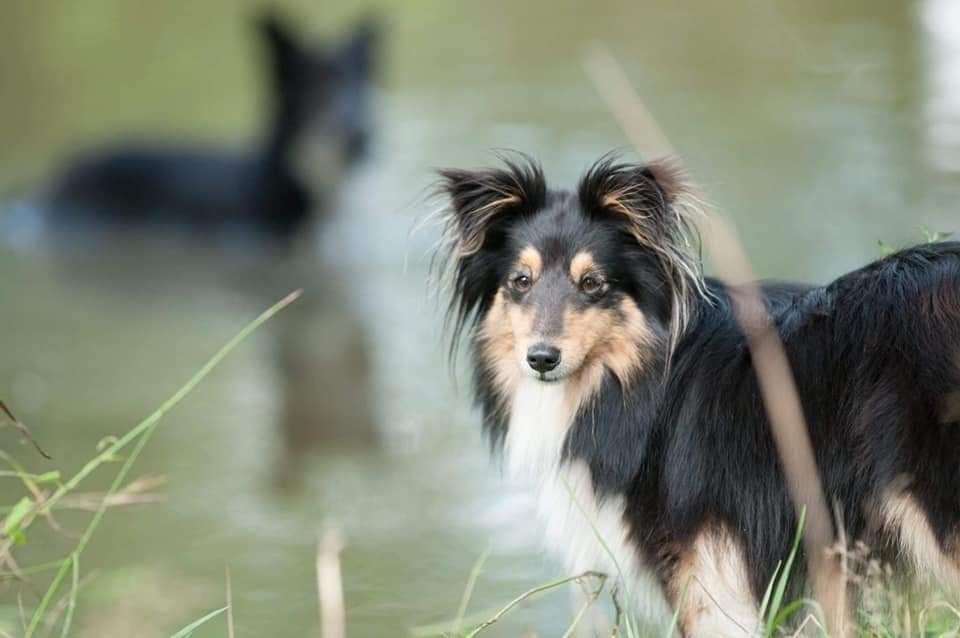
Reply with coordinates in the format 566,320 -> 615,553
578,155 -> 709,355
435,153 -> 547,356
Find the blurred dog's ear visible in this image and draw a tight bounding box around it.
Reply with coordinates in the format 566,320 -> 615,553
257,13 -> 303,88
438,157 -> 545,257
339,15 -> 381,77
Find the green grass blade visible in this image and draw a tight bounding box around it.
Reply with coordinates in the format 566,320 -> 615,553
29,410 -> 156,636
560,476 -> 640,637
770,597 -> 822,633
24,291 -> 300,636
408,607 -> 501,637
168,606 -> 229,638
758,559 -> 783,621
765,507 -> 806,636
38,290 -> 301,518
59,554 -> 79,638
453,544 -> 493,633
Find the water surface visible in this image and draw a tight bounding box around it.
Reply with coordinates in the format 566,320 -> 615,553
0,0 -> 958,635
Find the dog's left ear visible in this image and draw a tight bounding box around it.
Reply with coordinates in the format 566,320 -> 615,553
257,13 -> 304,89
579,156 -> 706,345
578,156 -> 693,246
436,158 -> 546,352
438,158 -> 546,257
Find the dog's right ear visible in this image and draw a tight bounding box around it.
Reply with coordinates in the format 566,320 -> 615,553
257,13 -> 302,87
340,15 -> 381,78
438,158 -> 546,256
436,158 -> 546,354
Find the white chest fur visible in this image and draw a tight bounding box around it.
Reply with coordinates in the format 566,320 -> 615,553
504,378 -> 670,621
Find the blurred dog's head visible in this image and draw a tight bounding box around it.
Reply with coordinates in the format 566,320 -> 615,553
258,13 -> 380,193
439,155 -> 705,401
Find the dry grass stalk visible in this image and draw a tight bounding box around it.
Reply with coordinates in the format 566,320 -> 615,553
0,400 -> 51,460
226,565 -> 236,638
57,475 -> 167,511
316,526 -> 346,638
582,45 -> 846,635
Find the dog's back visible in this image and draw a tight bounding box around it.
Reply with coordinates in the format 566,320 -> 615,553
811,242 -> 960,570
50,148 -> 272,231
692,241 -> 960,598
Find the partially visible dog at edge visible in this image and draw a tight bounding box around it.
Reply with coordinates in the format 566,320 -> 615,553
436,153 -> 960,636
34,12 -> 378,245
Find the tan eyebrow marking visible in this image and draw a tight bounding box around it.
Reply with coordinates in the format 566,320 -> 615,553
570,251 -> 598,281
517,246 -> 543,279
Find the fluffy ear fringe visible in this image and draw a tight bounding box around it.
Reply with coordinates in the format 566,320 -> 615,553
433,154 -> 546,358
578,155 -> 710,353
437,156 -> 546,257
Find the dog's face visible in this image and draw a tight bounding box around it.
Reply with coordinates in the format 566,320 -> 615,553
441,157 -> 702,396
259,14 -> 379,191
482,211 -> 664,387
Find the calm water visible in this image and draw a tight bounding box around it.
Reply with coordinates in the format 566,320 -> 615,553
1,0 -> 958,636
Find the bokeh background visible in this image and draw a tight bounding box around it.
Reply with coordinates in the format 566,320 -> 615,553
0,0 -> 958,635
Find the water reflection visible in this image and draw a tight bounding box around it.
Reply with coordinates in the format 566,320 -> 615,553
272,264 -> 380,492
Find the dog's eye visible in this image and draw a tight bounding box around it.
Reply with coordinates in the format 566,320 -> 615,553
580,274 -> 607,296
511,274 -> 532,293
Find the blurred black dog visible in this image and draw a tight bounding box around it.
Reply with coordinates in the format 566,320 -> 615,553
43,13 -> 378,243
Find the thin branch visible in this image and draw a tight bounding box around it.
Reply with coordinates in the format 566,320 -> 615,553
582,47 -> 676,158
465,571 -> 606,637
561,574 -> 607,638
0,401 -> 50,460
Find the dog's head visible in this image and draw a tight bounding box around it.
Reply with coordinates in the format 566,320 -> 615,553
258,13 -> 380,192
439,155 -> 705,398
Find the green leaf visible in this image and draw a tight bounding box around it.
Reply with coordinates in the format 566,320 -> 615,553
3,497 -> 33,540
878,240 -> 897,257
919,226 -> 954,243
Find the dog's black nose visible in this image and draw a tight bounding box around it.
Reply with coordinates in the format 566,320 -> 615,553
527,344 -> 561,373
